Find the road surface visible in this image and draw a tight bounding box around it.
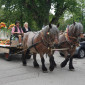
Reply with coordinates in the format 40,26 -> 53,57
0,52 -> 85,85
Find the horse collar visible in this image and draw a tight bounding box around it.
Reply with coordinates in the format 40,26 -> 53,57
65,27 -> 70,41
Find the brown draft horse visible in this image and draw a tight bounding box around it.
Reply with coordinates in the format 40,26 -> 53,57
22,24 -> 59,72
56,22 -> 83,71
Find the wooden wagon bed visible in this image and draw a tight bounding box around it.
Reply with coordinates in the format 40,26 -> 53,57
0,39 -> 24,61
0,40 -> 23,53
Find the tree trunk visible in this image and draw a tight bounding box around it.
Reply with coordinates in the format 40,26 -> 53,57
50,2 -> 67,24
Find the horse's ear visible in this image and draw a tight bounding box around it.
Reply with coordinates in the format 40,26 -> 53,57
73,22 -> 76,25
49,23 -> 52,28
57,23 -> 60,28
73,22 -> 77,33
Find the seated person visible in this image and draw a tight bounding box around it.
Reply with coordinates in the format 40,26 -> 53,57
11,21 -> 23,46
22,22 -> 31,33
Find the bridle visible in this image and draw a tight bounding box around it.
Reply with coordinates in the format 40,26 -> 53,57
65,27 -> 80,46
41,32 -> 56,49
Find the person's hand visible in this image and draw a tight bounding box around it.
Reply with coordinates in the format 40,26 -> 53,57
15,32 -> 20,34
18,33 -> 23,35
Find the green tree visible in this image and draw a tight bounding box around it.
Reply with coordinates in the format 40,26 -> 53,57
0,0 -> 80,30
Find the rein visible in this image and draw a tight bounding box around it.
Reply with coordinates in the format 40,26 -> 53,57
14,40 -> 42,54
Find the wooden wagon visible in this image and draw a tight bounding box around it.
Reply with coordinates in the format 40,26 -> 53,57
0,39 -> 31,61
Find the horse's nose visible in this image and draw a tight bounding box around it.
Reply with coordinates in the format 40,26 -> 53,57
54,38 -> 59,44
80,34 -> 84,38
54,44 -> 59,48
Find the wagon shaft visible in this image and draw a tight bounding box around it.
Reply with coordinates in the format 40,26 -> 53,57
52,48 -> 69,51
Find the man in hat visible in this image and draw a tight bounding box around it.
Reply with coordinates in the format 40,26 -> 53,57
11,21 -> 23,46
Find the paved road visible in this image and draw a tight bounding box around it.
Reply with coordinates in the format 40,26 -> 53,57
0,52 -> 85,85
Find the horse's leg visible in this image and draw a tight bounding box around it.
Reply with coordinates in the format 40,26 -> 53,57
61,57 -> 69,68
22,51 -> 27,66
51,51 -> 57,67
53,56 -> 57,67
33,53 -> 39,68
40,54 -> 47,72
60,51 -> 70,68
69,57 -> 74,70
69,49 -> 76,70
49,55 -> 56,71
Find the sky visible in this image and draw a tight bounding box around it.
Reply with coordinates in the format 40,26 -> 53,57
50,4 -> 55,15
50,4 -> 72,21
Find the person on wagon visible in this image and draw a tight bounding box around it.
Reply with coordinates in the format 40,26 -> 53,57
11,21 -> 23,46
22,22 -> 31,33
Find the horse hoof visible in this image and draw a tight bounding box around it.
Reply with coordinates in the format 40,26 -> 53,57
49,66 -> 54,71
69,68 -> 75,71
42,67 -> 48,72
33,62 -> 39,68
23,62 -> 27,66
60,62 -> 67,68
54,62 -> 57,67
69,66 -> 75,71
43,70 -> 48,73
34,65 -> 39,68
23,64 -> 27,66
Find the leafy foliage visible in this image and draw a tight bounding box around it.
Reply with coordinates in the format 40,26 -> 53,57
0,0 -> 84,31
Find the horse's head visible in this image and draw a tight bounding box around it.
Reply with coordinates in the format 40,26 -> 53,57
42,24 -> 59,47
67,22 -> 83,43
69,22 -> 83,37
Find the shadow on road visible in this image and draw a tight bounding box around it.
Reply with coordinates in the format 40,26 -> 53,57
0,53 -> 22,61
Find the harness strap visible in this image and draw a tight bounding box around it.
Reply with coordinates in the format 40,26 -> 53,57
41,32 -> 50,49
65,27 -> 77,42
32,36 -> 39,53
41,36 -> 48,47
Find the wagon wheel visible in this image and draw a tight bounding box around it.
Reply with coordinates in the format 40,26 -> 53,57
4,53 -> 12,61
78,48 -> 85,58
4,48 -> 12,61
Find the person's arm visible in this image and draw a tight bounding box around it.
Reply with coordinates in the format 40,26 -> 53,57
13,32 -> 20,34
21,28 -> 24,33
22,27 -> 25,33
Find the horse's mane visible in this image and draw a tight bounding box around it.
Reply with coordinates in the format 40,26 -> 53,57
42,24 -> 59,37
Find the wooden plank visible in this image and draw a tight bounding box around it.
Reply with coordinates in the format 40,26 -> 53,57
0,48 -> 9,53
10,40 -> 23,47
